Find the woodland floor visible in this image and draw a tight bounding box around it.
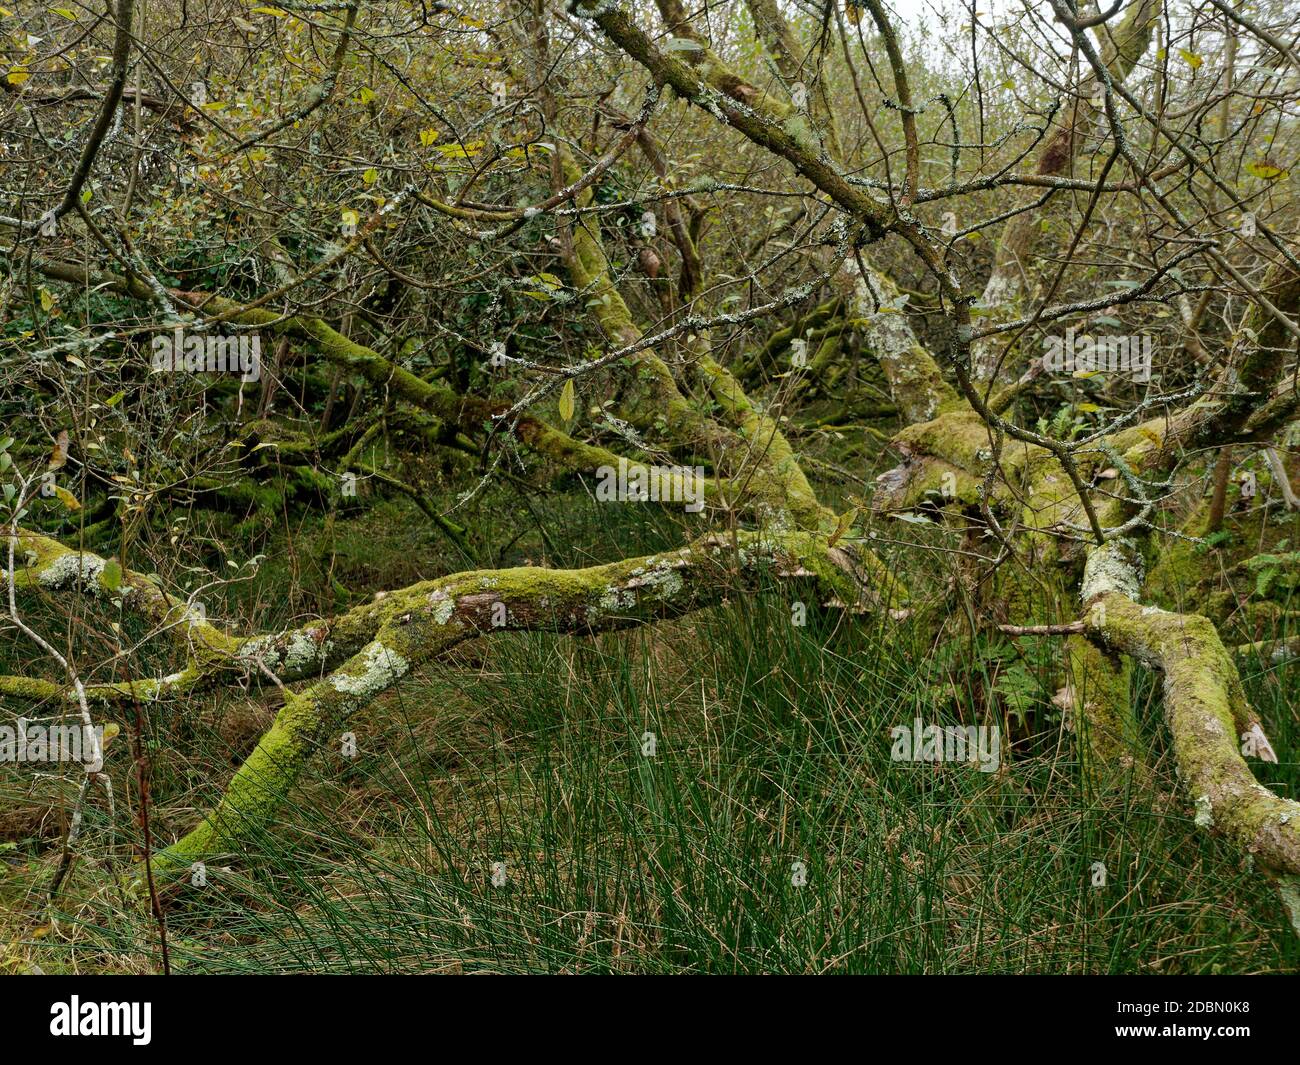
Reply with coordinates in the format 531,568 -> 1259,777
2,428 -> 1297,974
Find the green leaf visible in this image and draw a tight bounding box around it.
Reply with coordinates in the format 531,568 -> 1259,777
827,507 -> 859,547
558,379 -> 575,424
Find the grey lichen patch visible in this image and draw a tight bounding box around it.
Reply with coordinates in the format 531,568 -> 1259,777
625,558 -> 687,601
329,640 -> 410,702
1278,876 -> 1300,936
572,0 -> 623,19
1081,538 -> 1144,603
283,629 -> 331,673
1194,793 -> 1214,829
428,589 -> 456,625
236,634 -> 282,670
599,585 -> 636,612
38,551 -> 107,593
642,564 -> 684,599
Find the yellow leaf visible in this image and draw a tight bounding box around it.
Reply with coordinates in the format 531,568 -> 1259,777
341,208 -> 359,226
358,86 -> 375,105
363,167 -> 378,185
1178,48 -> 1203,70
559,379 -> 575,423
1246,160 -> 1287,180
52,485 -> 80,511
250,5 -> 287,14
6,66 -> 29,85
102,722 -> 121,745
51,7 -> 78,19
434,140 -> 483,159
419,127 -> 440,146
39,288 -> 54,312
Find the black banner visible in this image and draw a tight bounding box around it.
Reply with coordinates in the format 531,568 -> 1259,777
0,975 -> 1288,1051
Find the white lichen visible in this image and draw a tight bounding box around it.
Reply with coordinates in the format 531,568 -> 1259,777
1080,538 -> 1143,603
236,634 -> 281,670
428,590 -> 456,625
38,552 -> 107,593
599,585 -> 636,612
283,629 -> 330,672
1194,793 -> 1214,829
329,640 -> 410,702
1277,875 -> 1300,938
632,561 -> 684,599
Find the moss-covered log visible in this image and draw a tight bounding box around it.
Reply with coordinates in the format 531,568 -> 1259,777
1080,540 -> 1300,930
143,527 -> 902,881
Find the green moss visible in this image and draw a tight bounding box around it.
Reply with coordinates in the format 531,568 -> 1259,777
1088,590 -> 1300,880
1066,633 -> 1138,790
149,689 -> 321,879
